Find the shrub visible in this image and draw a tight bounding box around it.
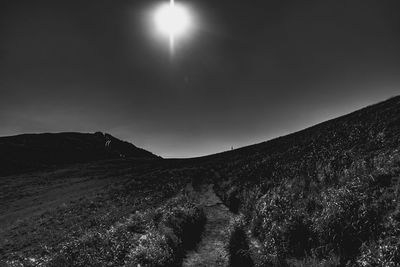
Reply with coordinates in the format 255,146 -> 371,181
286,253 -> 340,267
125,194 -> 206,266
251,185 -> 313,264
48,220 -> 143,266
126,230 -> 175,267
357,237 -> 400,267
357,209 -> 400,267
47,194 -> 206,267
312,177 -> 382,261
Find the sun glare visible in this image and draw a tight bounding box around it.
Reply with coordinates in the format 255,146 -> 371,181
153,0 -> 192,54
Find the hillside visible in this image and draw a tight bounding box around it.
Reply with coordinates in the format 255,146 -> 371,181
1,96 -> 400,266
203,95 -> 400,265
0,132 -> 159,175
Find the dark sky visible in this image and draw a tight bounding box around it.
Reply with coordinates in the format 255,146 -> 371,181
1,0 -> 400,158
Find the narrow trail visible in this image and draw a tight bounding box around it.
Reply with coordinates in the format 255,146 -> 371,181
182,184 -> 236,267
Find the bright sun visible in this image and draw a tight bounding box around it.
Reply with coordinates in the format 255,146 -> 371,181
153,0 -> 192,53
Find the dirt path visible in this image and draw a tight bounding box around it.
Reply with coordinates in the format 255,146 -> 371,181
182,184 -> 235,267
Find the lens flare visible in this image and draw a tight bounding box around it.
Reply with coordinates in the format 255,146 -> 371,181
153,0 -> 192,54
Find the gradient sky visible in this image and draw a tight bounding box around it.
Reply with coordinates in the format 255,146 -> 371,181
1,0 -> 400,158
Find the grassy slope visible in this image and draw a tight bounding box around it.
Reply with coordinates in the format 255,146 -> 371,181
1,96 -> 399,266
204,96 -> 400,265
0,158 -> 208,265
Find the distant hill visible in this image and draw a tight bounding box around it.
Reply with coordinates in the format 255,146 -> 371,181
0,132 -> 160,175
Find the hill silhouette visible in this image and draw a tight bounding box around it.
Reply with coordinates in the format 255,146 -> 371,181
0,131 -> 159,175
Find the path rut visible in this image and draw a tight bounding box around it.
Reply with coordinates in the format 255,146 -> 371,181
182,184 -> 235,267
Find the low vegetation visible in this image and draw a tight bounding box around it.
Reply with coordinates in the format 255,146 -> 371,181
227,215 -> 253,267
0,160 -> 207,266
1,96 -> 400,266
47,194 -> 205,267
211,96 -> 400,265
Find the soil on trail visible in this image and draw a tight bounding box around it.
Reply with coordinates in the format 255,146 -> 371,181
183,184 -> 236,267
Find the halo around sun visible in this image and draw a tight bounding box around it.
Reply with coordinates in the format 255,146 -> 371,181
152,0 -> 193,54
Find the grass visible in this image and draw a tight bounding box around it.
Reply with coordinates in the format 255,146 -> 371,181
227,215 -> 253,267
0,159 -> 206,266
1,96 -> 400,266
45,194 -> 206,267
210,96 -> 400,265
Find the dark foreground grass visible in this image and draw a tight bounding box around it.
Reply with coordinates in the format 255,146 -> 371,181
0,159 -> 208,266
47,194 -> 206,267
